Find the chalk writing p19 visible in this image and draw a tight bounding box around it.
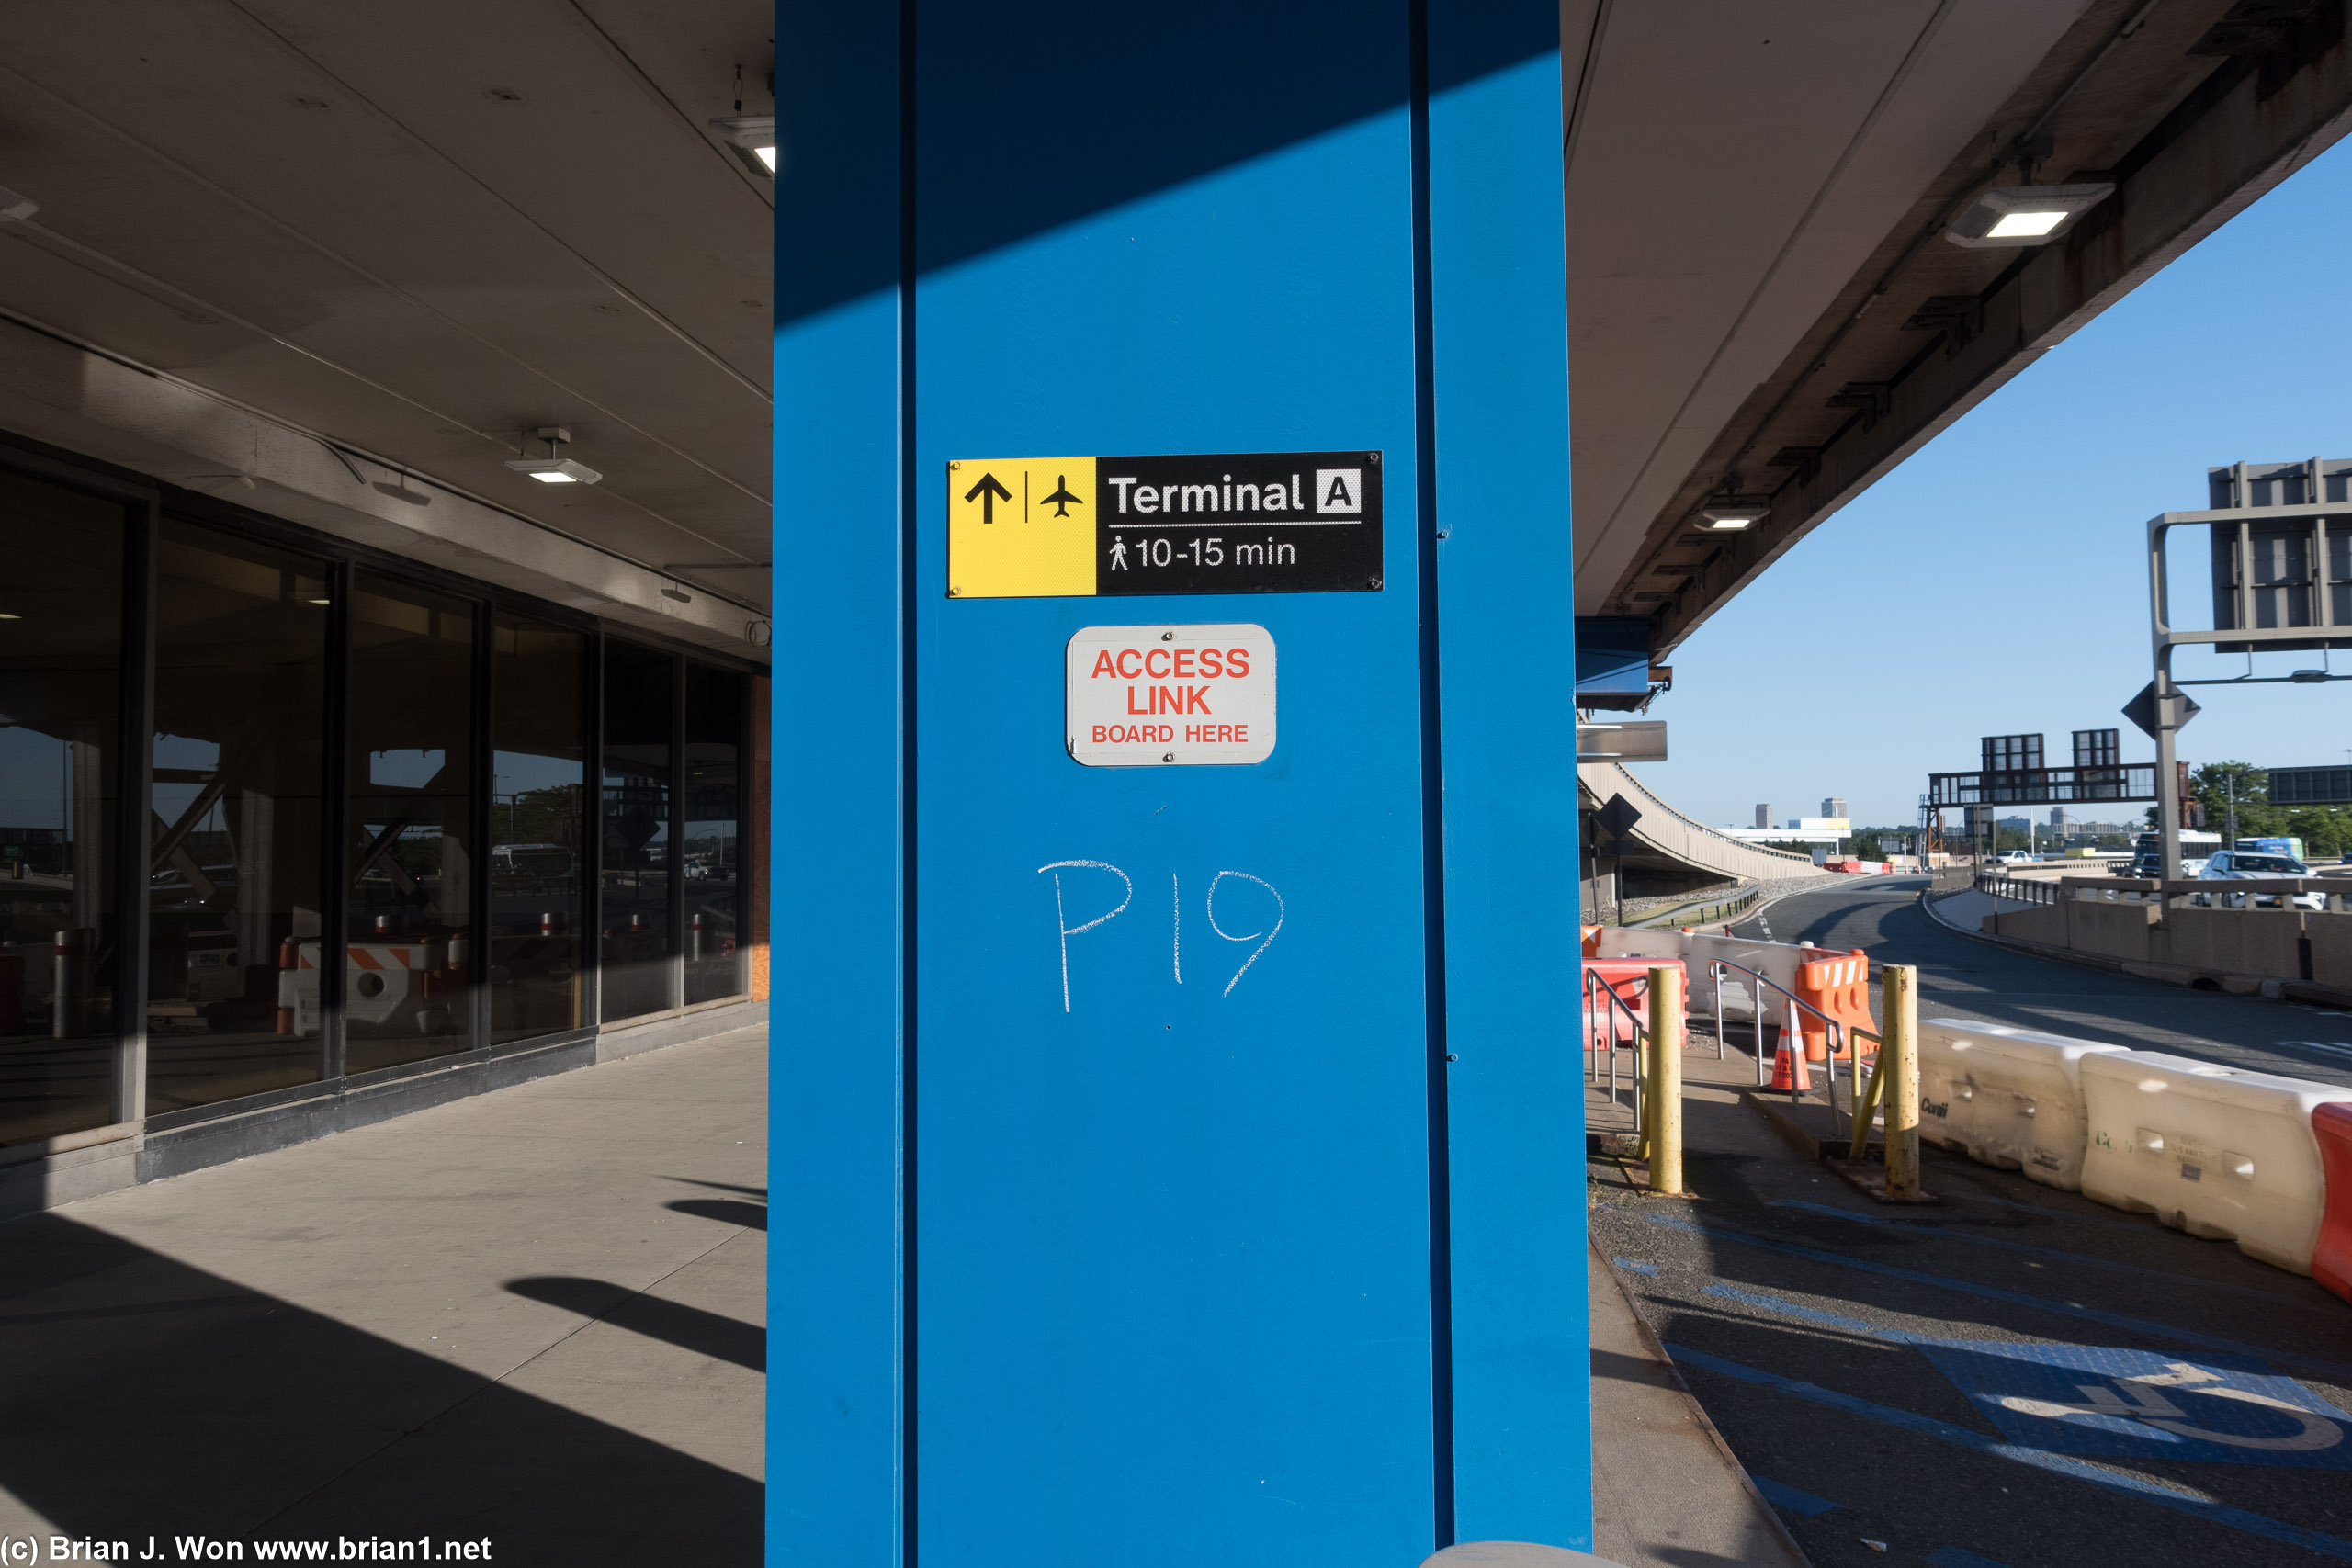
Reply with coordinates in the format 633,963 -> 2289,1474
1038,860 -> 1283,1012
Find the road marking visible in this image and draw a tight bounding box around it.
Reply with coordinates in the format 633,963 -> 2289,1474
1749,1475 -> 1841,1516
1700,1283 -> 2351,1467
2280,1041 -> 2352,1059
1927,1547 -> 2013,1568
1766,1200 -> 2331,1310
1642,1212 -> 2352,1381
1611,1257 -> 1658,1276
1666,1344 -> 2352,1562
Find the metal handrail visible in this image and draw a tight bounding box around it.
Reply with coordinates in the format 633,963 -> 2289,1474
1704,957 -> 1871,1145
1582,965 -> 1653,1131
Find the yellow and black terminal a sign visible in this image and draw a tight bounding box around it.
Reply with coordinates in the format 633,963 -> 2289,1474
947,451 -> 1383,598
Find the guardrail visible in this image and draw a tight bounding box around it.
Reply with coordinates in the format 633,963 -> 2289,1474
1628,885 -> 1767,931
1974,874 -> 2352,912
1973,873 -> 2061,907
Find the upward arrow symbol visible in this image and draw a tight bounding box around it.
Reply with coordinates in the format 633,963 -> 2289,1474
965,471 -> 1012,524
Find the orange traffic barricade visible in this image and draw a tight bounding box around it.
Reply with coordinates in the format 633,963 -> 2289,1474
1792,947 -> 1873,1064
2313,1102 -> 2352,1305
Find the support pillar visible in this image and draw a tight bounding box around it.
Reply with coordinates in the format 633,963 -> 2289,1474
775,5 -> 1581,1561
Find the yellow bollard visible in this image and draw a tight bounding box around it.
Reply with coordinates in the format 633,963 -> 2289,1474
1883,964 -> 1922,1199
1646,966 -> 1683,1197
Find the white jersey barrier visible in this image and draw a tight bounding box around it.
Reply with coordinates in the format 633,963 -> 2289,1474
1686,933 -> 1811,1015
2079,1049 -> 2352,1275
1594,926 -> 1690,963
1917,1020 -> 2127,1191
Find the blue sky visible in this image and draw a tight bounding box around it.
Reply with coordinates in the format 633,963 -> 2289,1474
1639,137 -> 2352,833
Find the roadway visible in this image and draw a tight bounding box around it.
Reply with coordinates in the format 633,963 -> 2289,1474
1728,875 -> 2352,1089
1589,875 -> 2352,1568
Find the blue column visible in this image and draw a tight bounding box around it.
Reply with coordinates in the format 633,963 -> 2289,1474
1426,13 -> 1587,1546
774,4 -> 1581,1561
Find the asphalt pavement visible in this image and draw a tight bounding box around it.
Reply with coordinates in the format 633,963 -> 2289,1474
1589,876 -> 2352,1568
1729,875 -> 2352,1089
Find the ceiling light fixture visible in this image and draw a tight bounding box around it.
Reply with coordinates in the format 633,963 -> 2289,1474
0,184 -> 36,222
711,62 -> 777,178
710,115 -> 776,177
1945,183 -> 2113,249
1698,503 -> 1768,531
504,426 -> 602,486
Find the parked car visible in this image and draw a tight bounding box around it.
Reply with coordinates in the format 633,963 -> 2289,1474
2194,850 -> 2324,911
1994,850 -> 2035,865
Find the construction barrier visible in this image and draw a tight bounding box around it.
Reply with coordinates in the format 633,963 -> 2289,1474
1685,932 -> 1806,1015
1595,925 -> 1690,962
1580,924 -> 1602,957
1582,957 -> 1682,1045
2314,1102 -> 2352,1304
1917,1020 -> 2128,1191
1791,949 -> 1871,1064
2080,1049 -> 2352,1274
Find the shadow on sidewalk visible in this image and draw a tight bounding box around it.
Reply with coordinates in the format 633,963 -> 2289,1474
0,1213 -> 761,1565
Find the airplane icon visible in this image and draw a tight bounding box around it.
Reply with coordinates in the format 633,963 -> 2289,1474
1041,475 -> 1083,516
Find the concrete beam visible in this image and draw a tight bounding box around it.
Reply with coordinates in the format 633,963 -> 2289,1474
0,311 -> 770,661
1652,8 -> 2352,656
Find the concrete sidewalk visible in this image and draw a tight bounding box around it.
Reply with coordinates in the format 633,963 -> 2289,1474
0,1024 -> 767,1565
1590,1243 -> 1811,1568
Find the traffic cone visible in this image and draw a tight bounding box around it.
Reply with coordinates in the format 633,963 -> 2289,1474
1768,1024 -> 1811,1092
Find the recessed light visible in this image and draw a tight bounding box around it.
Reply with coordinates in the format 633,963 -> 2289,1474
0,611 -> 19,620
1945,183 -> 2112,249
504,426 -> 601,486
506,458 -> 602,484
1986,210 -> 2066,239
1699,504 -> 1767,530
307,597 -> 331,606
709,115 -> 776,178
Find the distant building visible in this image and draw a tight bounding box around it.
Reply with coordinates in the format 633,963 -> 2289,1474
2050,807 -> 2068,829
1821,796 -> 1848,819
1754,804 -> 1771,829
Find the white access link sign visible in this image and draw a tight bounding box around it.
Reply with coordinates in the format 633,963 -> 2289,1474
1066,623 -> 1275,767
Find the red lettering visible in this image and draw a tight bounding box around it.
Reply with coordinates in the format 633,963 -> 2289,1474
1226,648 -> 1250,677
1116,649 -> 1143,678
1198,647 -> 1223,678
1156,683 -> 1181,714
1126,685 -> 1148,714
1090,649 -> 1118,679
1185,685 -> 1211,713
1173,649 -> 1194,678
1146,648 -> 1171,678
1234,724 -> 1248,742
1091,725 -> 1108,742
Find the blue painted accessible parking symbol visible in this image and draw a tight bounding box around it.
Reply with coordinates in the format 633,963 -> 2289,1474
1920,1341 -> 2352,1467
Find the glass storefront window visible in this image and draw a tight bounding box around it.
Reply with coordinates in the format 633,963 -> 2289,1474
490,615 -> 586,1044
684,664 -> 746,1005
602,643 -> 673,1021
346,575 -> 475,1072
147,522 -> 329,1114
0,472 -> 125,1145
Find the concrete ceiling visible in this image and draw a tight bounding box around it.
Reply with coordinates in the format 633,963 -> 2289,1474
1562,0 -> 2352,649
0,0 -> 774,622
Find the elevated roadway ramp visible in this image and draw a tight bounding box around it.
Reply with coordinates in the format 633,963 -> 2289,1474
1580,761 -> 1819,904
